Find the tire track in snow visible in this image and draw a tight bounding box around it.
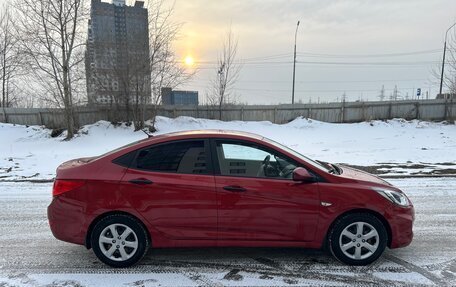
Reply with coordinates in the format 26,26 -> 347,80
248,255 -> 401,286
384,254 -> 445,286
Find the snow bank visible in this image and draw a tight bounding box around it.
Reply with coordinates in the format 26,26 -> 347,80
1,117 -> 455,180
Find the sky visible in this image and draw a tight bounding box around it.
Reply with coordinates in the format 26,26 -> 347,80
167,0 -> 456,105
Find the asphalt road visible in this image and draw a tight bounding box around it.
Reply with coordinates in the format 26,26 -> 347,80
0,178 -> 455,287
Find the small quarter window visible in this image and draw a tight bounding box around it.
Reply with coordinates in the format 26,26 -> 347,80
112,150 -> 137,168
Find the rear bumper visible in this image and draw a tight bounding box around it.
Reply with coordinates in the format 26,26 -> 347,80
387,204 -> 415,249
47,196 -> 86,246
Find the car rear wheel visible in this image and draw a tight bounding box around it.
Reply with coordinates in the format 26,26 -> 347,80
91,214 -> 149,267
329,213 -> 387,265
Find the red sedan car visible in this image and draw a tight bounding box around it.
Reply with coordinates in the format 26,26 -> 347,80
48,130 -> 414,267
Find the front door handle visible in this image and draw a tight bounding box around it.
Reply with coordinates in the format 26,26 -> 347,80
223,185 -> 247,192
129,178 -> 153,185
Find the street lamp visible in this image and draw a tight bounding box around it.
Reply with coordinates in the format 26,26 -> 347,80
439,21 -> 456,96
292,21 -> 300,105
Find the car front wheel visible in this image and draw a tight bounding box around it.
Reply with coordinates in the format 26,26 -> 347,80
329,213 -> 387,265
91,214 -> 149,268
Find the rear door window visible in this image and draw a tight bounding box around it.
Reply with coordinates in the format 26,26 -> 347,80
133,140 -> 209,174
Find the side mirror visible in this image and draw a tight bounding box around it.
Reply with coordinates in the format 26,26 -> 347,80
293,167 -> 315,182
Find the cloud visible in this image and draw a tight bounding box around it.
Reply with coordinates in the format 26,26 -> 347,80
171,0 -> 456,103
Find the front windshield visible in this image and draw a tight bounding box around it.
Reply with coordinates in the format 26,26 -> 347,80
262,137 -> 332,173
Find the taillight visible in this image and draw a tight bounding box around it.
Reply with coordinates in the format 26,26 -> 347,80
53,180 -> 85,197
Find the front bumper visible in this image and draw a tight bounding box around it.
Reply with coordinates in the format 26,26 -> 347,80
386,204 -> 415,249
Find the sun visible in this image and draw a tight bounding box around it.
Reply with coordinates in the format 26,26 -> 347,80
184,55 -> 195,67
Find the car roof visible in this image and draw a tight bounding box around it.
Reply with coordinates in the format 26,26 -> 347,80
151,129 -> 265,141
99,130 -> 267,161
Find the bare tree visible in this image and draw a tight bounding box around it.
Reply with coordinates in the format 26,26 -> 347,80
209,28 -> 241,120
86,0 -> 192,131
128,50 -> 152,131
0,2 -> 23,108
14,0 -> 87,139
146,0 -> 194,131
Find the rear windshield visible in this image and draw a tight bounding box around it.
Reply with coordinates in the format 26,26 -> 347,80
98,138 -> 148,159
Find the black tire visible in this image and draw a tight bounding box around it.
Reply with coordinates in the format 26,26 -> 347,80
329,213 -> 387,266
91,214 -> 149,268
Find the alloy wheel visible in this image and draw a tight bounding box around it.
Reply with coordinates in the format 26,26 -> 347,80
98,223 -> 139,262
338,221 -> 379,260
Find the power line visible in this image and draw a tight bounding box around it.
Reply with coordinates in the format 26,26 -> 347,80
240,53 -> 292,62
231,87 -> 422,93
189,48 -> 443,66
191,78 -> 429,84
192,61 -> 439,70
186,83 -> 426,94
298,60 -> 439,66
297,49 -> 442,58
194,60 -> 439,66
233,48 -> 442,63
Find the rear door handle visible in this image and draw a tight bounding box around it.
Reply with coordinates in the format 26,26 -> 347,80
129,178 -> 153,185
223,185 -> 247,192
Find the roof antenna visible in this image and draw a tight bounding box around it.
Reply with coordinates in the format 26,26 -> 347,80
141,129 -> 153,138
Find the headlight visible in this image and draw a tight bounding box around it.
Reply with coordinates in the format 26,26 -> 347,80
372,187 -> 410,207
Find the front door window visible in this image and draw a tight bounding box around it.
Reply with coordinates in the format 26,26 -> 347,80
216,141 -> 297,179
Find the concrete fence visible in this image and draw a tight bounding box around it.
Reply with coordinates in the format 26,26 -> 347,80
1,99 -> 455,129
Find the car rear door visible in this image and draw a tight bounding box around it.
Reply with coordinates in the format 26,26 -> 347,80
120,139 -> 217,243
211,139 -> 320,242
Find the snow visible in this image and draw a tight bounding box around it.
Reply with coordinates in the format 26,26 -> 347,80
372,272 -> 434,285
30,273 -> 196,287
1,178 -> 456,286
2,117 -> 456,286
1,116 -> 455,180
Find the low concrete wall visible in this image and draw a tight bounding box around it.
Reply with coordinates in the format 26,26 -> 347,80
1,99 -> 455,129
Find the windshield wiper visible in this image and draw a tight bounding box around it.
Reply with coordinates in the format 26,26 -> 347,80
329,163 -> 342,175
316,160 -> 334,173
317,160 -> 341,174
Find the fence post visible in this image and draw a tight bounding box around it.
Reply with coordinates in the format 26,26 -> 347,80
451,100 -> 455,122
38,111 -> 44,126
444,99 -> 448,121
341,101 -> 345,123
240,107 -> 244,121
273,108 -> 277,123
1,108 -> 7,123
415,102 -> 420,119
388,102 -> 393,119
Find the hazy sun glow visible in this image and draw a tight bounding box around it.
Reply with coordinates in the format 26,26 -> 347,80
184,55 -> 195,66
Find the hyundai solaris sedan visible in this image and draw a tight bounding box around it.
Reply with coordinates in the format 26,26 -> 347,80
48,130 -> 414,267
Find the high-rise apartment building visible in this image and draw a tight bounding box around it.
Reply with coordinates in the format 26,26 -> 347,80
85,0 -> 151,105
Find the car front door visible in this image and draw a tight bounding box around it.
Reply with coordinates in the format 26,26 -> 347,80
121,139 -> 217,243
212,139 -> 320,242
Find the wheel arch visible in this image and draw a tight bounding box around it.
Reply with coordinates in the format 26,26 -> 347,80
325,208 -> 393,249
85,210 -> 151,249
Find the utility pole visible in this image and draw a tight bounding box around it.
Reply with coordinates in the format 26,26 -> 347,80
292,21 -> 300,105
439,22 -> 456,96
